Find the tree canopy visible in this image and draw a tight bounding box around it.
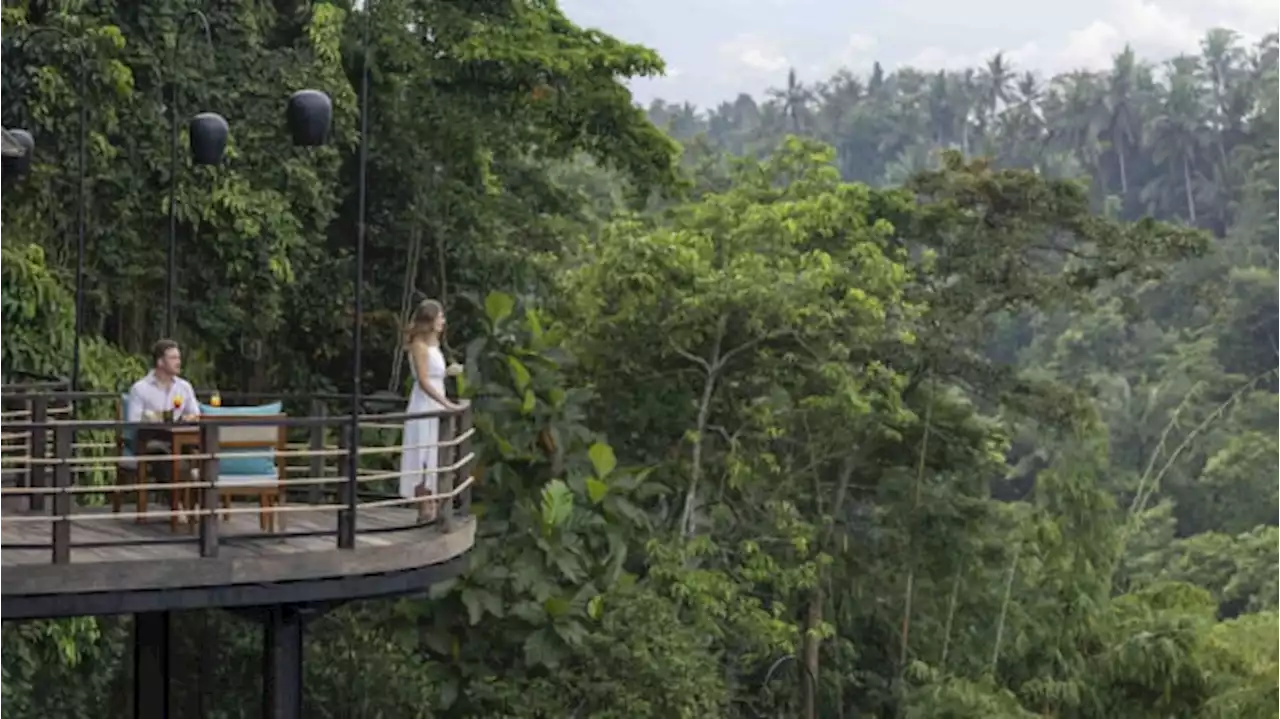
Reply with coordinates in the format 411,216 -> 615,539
2,3 -> 1275,716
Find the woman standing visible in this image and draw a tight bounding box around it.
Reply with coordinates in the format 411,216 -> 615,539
399,299 -> 463,519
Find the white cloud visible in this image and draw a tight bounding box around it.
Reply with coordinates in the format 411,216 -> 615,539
819,32 -> 881,74
846,33 -> 878,55
565,0 -> 1280,107
901,41 -> 1042,71
1059,21 -> 1124,69
1208,0 -> 1280,27
1058,0 -> 1203,69
717,33 -> 789,75
904,0 -> 1262,75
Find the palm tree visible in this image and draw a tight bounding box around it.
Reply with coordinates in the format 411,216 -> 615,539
998,72 -> 1046,168
949,68 -> 978,154
976,52 -> 1014,140
767,68 -> 813,133
1105,46 -> 1144,196
817,70 -> 864,164
1046,71 -> 1108,193
926,71 -> 957,147
1146,56 -> 1211,223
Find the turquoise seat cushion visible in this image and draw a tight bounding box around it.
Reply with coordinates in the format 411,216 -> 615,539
199,402 -> 283,477
199,401 -> 282,416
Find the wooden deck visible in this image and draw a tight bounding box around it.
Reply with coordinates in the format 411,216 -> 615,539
1,502 -> 475,614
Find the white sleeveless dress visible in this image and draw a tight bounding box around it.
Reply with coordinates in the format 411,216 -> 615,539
399,344 -> 446,499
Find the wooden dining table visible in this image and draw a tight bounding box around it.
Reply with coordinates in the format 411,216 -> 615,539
135,423 -> 202,532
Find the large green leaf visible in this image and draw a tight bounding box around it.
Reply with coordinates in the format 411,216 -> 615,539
539,479 -> 574,531
588,441 -> 617,478
485,291 -> 516,326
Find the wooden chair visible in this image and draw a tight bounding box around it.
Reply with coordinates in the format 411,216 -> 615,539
206,414 -> 288,532
112,394 -> 140,514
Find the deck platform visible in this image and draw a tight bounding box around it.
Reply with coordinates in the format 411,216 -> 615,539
2,503 -> 475,618
0,389 -> 479,623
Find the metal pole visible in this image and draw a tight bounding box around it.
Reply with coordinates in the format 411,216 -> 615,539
343,0 -> 373,550
72,57 -> 86,394
14,28 -> 87,394
163,11 -> 213,340
165,82 -> 178,339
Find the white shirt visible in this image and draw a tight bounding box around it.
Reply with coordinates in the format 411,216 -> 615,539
126,371 -> 201,422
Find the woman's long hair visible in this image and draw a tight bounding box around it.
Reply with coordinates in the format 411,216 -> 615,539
404,299 -> 444,345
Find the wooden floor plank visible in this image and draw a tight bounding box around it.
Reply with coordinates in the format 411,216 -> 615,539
2,502 -> 433,566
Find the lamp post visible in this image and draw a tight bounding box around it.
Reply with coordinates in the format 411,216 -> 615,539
163,10 -> 227,340
5,27 -> 89,394
334,0 -> 377,552
273,87 -> 331,719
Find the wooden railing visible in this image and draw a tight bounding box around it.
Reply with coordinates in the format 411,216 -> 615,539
0,389 -> 475,564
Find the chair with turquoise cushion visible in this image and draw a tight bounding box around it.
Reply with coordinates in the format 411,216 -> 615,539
198,402 -> 286,532
112,394 -> 138,514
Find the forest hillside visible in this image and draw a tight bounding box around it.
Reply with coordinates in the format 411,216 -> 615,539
2,1 -> 1276,716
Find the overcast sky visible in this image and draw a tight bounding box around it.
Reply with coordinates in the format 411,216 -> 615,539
558,0 -> 1279,108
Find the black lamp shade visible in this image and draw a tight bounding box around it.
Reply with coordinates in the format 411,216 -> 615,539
3,129 -> 36,179
286,90 -> 332,147
189,112 -> 229,166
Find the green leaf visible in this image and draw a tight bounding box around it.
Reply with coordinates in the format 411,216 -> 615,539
422,627 -> 452,656
479,588 -> 505,619
540,479 -> 574,530
523,628 -> 562,669
527,307 -> 544,338
510,600 -> 547,625
544,595 -> 571,617
586,477 -> 608,504
588,441 -> 617,478
548,387 -> 566,408
438,677 -> 459,710
460,588 -> 485,625
507,356 -> 532,391
484,291 -> 515,325
552,552 -> 585,582
552,619 -> 589,647
587,595 -> 604,620
521,388 -> 536,414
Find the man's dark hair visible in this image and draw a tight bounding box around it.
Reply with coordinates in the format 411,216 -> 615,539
151,339 -> 180,366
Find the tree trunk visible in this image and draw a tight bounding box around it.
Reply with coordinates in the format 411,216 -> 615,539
802,586 -> 823,719
1182,155 -> 1197,223
1115,130 -> 1128,194
680,315 -> 726,538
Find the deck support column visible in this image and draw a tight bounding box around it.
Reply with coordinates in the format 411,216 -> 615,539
133,611 -> 174,719
261,604 -> 305,719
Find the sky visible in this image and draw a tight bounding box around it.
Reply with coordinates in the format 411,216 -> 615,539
558,0 -> 1280,108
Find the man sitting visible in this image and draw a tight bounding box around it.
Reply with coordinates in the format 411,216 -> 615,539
125,339 -> 200,481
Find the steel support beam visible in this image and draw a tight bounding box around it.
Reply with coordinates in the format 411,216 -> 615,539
261,605 -> 305,719
133,611 -> 174,719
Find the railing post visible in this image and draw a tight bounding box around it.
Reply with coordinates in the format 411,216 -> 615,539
436,409 -> 457,533
457,404 -> 473,519
1,389 -> 32,513
30,395 -> 47,512
307,399 -> 325,504
336,422 -> 355,549
198,423 -> 220,557
52,424 -> 72,564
